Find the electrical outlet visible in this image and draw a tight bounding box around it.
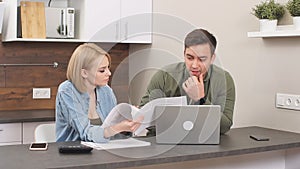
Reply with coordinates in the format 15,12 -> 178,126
33,88 -> 51,99
276,93 -> 300,111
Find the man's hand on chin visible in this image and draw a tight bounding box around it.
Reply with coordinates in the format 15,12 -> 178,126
182,74 -> 205,101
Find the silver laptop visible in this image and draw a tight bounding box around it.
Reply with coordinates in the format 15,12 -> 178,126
155,105 -> 221,145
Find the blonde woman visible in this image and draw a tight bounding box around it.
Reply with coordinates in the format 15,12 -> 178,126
56,43 -> 141,143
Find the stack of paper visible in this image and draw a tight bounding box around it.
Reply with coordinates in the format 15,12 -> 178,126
102,96 -> 187,136
81,138 -> 150,150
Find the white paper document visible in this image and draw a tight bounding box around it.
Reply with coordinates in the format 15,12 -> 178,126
102,96 -> 187,135
81,138 -> 150,150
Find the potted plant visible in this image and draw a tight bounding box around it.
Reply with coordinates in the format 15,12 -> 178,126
252,0 -> 285,32
286,0 -> 300,30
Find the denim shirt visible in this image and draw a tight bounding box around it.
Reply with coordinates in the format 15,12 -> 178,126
55,80 -> 117,143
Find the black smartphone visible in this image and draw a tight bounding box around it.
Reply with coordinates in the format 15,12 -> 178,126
249,135 -> 270,141
29,142 -> 48,151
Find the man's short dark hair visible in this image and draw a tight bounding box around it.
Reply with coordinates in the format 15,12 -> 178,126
184,29 -> 217,55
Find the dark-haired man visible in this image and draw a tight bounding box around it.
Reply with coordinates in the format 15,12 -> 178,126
140,28 -> 235,135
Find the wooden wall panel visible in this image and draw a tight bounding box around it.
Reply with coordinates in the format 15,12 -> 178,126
110,56 -> 129,84
0,87 -> 57,111
5,66 -> 67,87
0,39 -> 129,111
111,86 -> 129,104
0,42 -> 78,63
109,44 -> 129,104
0,67 -> 4,87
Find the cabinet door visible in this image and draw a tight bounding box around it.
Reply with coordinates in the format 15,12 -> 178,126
2,0 -> 18,41
0,123 -> 22,146
70,0 -> 151,43
23,121 -> 55,144
71,0 -> 121,42
120,0 -> 152,43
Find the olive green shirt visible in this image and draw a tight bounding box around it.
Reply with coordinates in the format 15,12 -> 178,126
140,62 -> 235,134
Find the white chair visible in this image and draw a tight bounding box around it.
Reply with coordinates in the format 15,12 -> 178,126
34,123 -> 56,143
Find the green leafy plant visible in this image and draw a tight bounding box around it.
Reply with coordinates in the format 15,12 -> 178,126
286,0 -> 300,17
252,0 -> 285,20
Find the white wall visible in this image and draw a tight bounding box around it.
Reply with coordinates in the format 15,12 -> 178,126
128,0 -> 300,133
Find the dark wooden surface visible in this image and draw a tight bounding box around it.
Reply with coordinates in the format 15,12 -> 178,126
0,109 -> 55,123
0,40 -> 129,111
1,126 -> 300,169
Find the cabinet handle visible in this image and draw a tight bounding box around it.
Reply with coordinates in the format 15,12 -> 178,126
125,22 -> 128,40
0,129 -> 3,132
116,23 -> 119,40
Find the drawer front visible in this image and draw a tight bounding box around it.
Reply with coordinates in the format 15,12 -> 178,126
0,123 -> 22,143
0,141 -> 22,146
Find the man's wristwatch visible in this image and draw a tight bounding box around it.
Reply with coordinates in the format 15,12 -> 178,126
199,97 -> 206,105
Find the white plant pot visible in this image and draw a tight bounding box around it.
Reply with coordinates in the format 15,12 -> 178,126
259,19 -> 278,32
293,16 -> 300,30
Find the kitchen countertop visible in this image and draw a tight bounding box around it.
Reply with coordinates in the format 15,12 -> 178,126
0,110 -> 55,123
1,126 -> 300,169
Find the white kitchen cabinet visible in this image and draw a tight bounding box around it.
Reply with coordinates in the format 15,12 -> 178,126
70,0 -> 121,42
70,0 -> 152,43
0,121 -> 54,146
120,0 -> 152,43
0,123 -> 22,146
2,0 -> 152,43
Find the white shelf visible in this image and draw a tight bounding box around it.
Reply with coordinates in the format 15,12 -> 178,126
247,25 -> 300,38
1,0 -> 152,43
3,38 -> 85,42
2,38 -> 152,43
